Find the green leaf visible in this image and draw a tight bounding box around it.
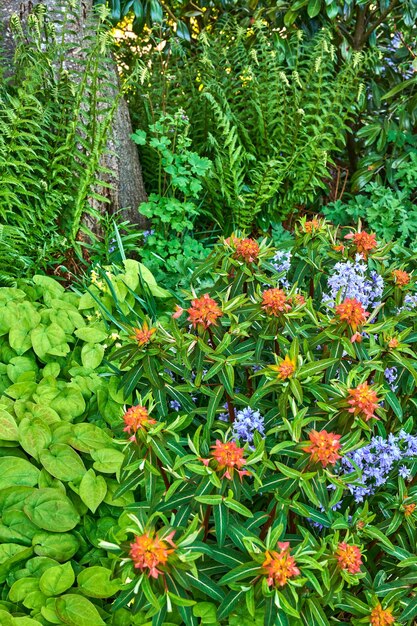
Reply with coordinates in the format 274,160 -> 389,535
24,489 -> 80,532
0,456 -> 39,489
224,498 -> 253,517
307,0 -> 321,17
77,566 -> 121,598
39,562 -> 75,596
74,326 -> 108,343
79,469 -> 107,513
185,572 -> 225,602
39,444 -> 86,482
55,594 -> 105,626
217,589 -> 246,620
218,562 -> 260,585
81,343 -> 105,369
0,408 -> 19,441
19,417 -> 52,461
214,503 -> 228,548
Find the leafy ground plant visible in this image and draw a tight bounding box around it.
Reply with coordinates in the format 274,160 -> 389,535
93,224 -> 417,625
0,266 -> 171,625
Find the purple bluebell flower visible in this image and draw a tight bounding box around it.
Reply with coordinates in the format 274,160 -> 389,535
400,294 -> 417,312
323,256 -> 384,310
399,465 -> 411,479
232,406 -> 265,446
341,431 -> 417,501
169,400 -> 181,411
272,250 -> 292,288
143,229 -> 155,240
384,367 -> 398,392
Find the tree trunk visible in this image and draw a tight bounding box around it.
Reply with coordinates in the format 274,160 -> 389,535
0,0 -> 147,229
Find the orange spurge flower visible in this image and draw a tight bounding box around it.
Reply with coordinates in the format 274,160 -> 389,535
392,269 -> 410,287
187,294 -> 222,329
304,219 -> 321,233
348,382 -> 380,422
370,604 -> 395,626
270,355 -> 296,381
130,531 -> 175,579
123,405 -> 157,439
302,430 -> 342,468
131,322 -> 156,347
404,503 -> 416,517
388,337 -> 399,349
335,298 -> 369,331
336,542 -> 362,574
205,440 -> 250,481
261,288 -> 291,316
235,238 -> 260,263
263,542 -> 300,587
345,231 -> 377,259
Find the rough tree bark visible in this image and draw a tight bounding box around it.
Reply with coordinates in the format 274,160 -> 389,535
0,0 -> 147,230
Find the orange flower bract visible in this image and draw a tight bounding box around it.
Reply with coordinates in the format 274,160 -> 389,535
348,382 -> 380,421
345,231 -> 377,259
304,219 -> 320,233
187,294 -> 222,329
129,531 -> 175,579
261,288 -> 291,316
370,604 -> 395,626
270,354 -> 296,381
336,542 -> 362,574
234,238 -> 260,263
206,440 -> 250,481
392,269 -> 410,287
263,542 -> 300,587
404,503 -> 416,517
335,298 -> 369,331
302,430 -> 342,467
123,405 -> 156,440
131,322 -> 156,347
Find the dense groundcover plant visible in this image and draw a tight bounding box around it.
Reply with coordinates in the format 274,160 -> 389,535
91,222 -> 417,625
0,266 -> 170,625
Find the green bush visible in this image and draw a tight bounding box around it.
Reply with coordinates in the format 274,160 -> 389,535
88,223 -> 417,624
322,151 -> 417,249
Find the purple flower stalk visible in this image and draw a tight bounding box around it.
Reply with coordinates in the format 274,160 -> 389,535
272,250 -> 292,288
341,431 -> 417,502
232,406 -> 265,446
323,255 -> 384,310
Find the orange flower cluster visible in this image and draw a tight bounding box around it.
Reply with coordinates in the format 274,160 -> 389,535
336,542 -> 362,574
132,322 -> 156,347
302,430 -> 342,468
270,355 -> 296,381
261,288 -> 291,316
129,531 -> 175,579
345,231 -> 377,259
388,337 -> 399,349
234,238 -> 260,263
123,405 -> 156,440
187,294 -> 222,329
303,219 -> 320,233
392,269 -> 410,287
263,542 -> 300,587
203,440 -> 250,481
335,298 -> 369,331
370,604 -> 395,626
347,382 -> 380,422
404,503 -> 416,517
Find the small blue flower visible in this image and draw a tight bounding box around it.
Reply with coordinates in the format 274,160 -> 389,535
323,256 -> 384,310
399,465 -> 411,479
169,400 -> 181,412
232,406 -> 265,446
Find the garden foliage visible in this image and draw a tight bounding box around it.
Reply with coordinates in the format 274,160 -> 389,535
0,264 -> 170,625
4,222 -> 413,624
0,4 -> 127,283
128,22 -> 362,232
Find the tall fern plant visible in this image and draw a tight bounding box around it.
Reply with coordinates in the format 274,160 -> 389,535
196,22 -> 363,231
0,3 -> 124,282
128,21 -> 363,232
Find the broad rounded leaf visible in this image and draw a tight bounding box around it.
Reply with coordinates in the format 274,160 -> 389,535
55,594 -> 105,626
39,444 -> 86,482
24,489 -> 80,532
39,562 -> 75,596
